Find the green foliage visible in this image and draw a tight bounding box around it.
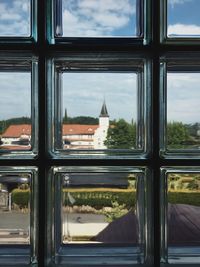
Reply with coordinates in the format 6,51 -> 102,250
104,119 -> 136,149
102,201 -> 128,222
63,116 -> 98,125
167,122 -> 190,148
63,188 -> 136,209
12,189 -> 30,208
168,191 -> 200,206
0,117 -> 31,134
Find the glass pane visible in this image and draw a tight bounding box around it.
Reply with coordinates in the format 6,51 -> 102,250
0,0 -> 31,37
168,173 -> 200,246
61,172 -> 144,245
167,72 -> 200,150
0,173 -> 30,244
0,72 -> 31,151
167,0 -> 200,38
60,0 -> 140,37
61,72 -> 138,151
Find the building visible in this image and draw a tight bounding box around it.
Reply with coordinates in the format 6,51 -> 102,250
63,101 -> 109,149
1,101 -> 110,150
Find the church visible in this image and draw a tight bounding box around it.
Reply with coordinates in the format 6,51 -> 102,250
1,101 -> 110,150
62,101 -> 110,149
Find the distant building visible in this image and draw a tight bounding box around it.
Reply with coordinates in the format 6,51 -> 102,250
63,101 -> 109,149
1,101 -> 110,150
1,124 -> 31,149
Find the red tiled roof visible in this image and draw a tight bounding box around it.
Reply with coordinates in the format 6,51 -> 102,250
2,125 -> 31,138
2,124 -> 99,138
62,124 -> 98,135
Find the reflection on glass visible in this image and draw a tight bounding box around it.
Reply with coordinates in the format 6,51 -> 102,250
60,0 -> 139,37
62,72 -> 138,150
0,72 -> 31,151
0,173 -> 30,244
168,173 -> 200,246
62,172 -> 143,244
167,0 -> 200,38
167,72 -> 200,150
0,0 -> 30,37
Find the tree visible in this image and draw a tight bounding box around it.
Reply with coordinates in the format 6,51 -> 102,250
104,119 -> 136,149
167,122 -> 190,148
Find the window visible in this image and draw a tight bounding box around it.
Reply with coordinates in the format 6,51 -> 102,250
0,1 -> 200,267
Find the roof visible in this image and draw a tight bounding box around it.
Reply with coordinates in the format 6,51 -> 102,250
62,124 -> 98,135
100,100 -> 109,117
2,125 -> 31,138
2,124 -> 100,138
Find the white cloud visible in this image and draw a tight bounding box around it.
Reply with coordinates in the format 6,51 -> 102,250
168,23 -> 200,36
168,0 -> 192,8
62,0 -> 136,37
0,0 -> 30,36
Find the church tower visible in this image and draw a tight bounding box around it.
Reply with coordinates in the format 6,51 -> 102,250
99,100 -> 109,128
93,100 -> 109,149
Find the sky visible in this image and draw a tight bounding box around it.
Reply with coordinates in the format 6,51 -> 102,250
0,73 -> 31,120
168,0 -> 200,36
0,0 -> 30,36
167,73 -> 200,123
63,72 -> 137,123
62,0 -> 137,37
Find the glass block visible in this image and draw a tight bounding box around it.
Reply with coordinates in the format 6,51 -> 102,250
167,0 -> 200,38
0,167 -> 38,265
48,167 -> 152,265
0,0 -> 31,37
161,168 -> 200,264
160,58 -> 200,158
0,173 -> 30,244
55,0 -> 142,38
0,54 -> 38,157
48,55 -> 150,158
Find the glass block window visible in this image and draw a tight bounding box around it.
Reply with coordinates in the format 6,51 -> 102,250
161,168 -> 200,264
48,167 -> 152,265
160,57 -> 200,158
50,0 -> 150,44
161,0 -> 200,43
48,56 -> 151,158
0,167 -> 38,265
0,54 -> 38,158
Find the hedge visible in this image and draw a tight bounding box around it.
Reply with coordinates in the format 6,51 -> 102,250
168,191 -> 200,206
12,189 -> 30,208
63,188 -> 136,209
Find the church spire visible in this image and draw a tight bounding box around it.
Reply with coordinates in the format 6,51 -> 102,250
100,100 -> 109,117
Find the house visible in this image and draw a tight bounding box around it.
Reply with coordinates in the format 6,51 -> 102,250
1,101 -> 110,150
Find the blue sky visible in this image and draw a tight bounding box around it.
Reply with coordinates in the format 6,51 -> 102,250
168,0 -> 200,36
62,0 -> 137,37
